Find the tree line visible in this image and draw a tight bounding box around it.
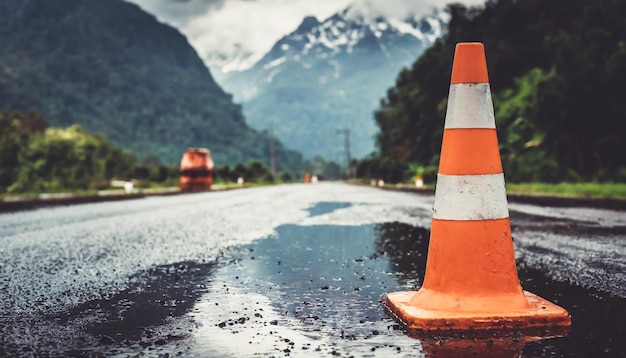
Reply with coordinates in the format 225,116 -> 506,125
1,109 -> 137,193
358,0 -> 626,184
1,109 -> 345,194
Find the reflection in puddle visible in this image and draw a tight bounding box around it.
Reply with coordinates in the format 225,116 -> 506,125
191,224 -> 426,356
420,336 -> 527,357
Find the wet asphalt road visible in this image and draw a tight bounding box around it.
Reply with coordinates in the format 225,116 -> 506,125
0,182 -> 624,357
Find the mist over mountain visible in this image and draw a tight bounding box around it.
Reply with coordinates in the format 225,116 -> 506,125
219,3 -> 446,160
0,0 -> 303,171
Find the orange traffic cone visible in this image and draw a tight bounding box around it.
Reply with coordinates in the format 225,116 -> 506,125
384,43 -> 571,332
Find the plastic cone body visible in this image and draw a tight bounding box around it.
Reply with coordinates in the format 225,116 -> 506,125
384,43 -> 571,332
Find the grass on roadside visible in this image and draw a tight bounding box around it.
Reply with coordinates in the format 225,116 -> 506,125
0,189 -> 101,201
348,178 -> 626,200
505,182 -> 626,200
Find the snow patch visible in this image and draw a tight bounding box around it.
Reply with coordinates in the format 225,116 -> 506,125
262,56 -> 287,70
389,18 -> 425,41
265,68 -> 282,83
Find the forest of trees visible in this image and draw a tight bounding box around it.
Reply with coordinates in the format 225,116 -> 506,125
359,0 -> 626,184
0,109 -> 344,194
1,109 -> 138,193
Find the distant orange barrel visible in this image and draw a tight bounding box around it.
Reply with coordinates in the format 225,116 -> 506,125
180,148 -> 214,191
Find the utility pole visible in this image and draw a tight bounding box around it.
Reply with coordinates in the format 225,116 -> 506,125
336,128 -> 352,179
268,129 -> 277,179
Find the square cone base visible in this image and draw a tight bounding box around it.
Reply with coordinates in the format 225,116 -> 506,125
384,290 -> 571,335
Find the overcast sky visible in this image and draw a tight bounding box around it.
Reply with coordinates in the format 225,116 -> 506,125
126,0 -> 486,73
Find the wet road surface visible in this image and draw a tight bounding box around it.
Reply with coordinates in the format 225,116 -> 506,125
0,182 -> 624,356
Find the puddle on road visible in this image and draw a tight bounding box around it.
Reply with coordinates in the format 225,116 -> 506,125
190,223 -> 625,356
306,201 -> 353,217
189,223 -> 428,357
3,222 -> 624,356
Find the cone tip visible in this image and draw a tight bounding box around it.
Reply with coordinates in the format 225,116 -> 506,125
450,42 -> 489,84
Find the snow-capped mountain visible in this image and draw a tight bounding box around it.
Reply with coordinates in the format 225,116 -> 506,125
220,5 -> 447,161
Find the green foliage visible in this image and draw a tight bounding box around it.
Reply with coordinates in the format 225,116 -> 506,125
0,0 -> 305,175
212,157 -> 341,184
493,68 -> 561,182
214,161 -> 276,184
356,155 -> 406,183
1,110 -> 140,193
0,108 -> 308,193
407,163 -> 425,180
506,182 -> 626,200
0,109 -> 49,189
231,164 -> 248,182
367,0 -> 626,183
246,160 -> 274,183
214,165 -> 231,183
301,156 -> 343,180
280,172 -> 293,182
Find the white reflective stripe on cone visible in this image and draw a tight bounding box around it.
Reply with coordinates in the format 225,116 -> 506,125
444,83 -> 496,129
433,173 -> 509,221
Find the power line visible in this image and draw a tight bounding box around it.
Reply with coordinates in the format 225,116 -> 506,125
268,129 -> 277,178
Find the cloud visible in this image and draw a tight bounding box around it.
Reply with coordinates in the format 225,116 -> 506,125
127,0 -> 226,27
182,0 -> 352,71
126,0 -> 488,73
346,0 -> 488,20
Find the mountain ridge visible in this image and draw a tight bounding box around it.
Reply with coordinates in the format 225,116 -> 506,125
220,5 -> 446,160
